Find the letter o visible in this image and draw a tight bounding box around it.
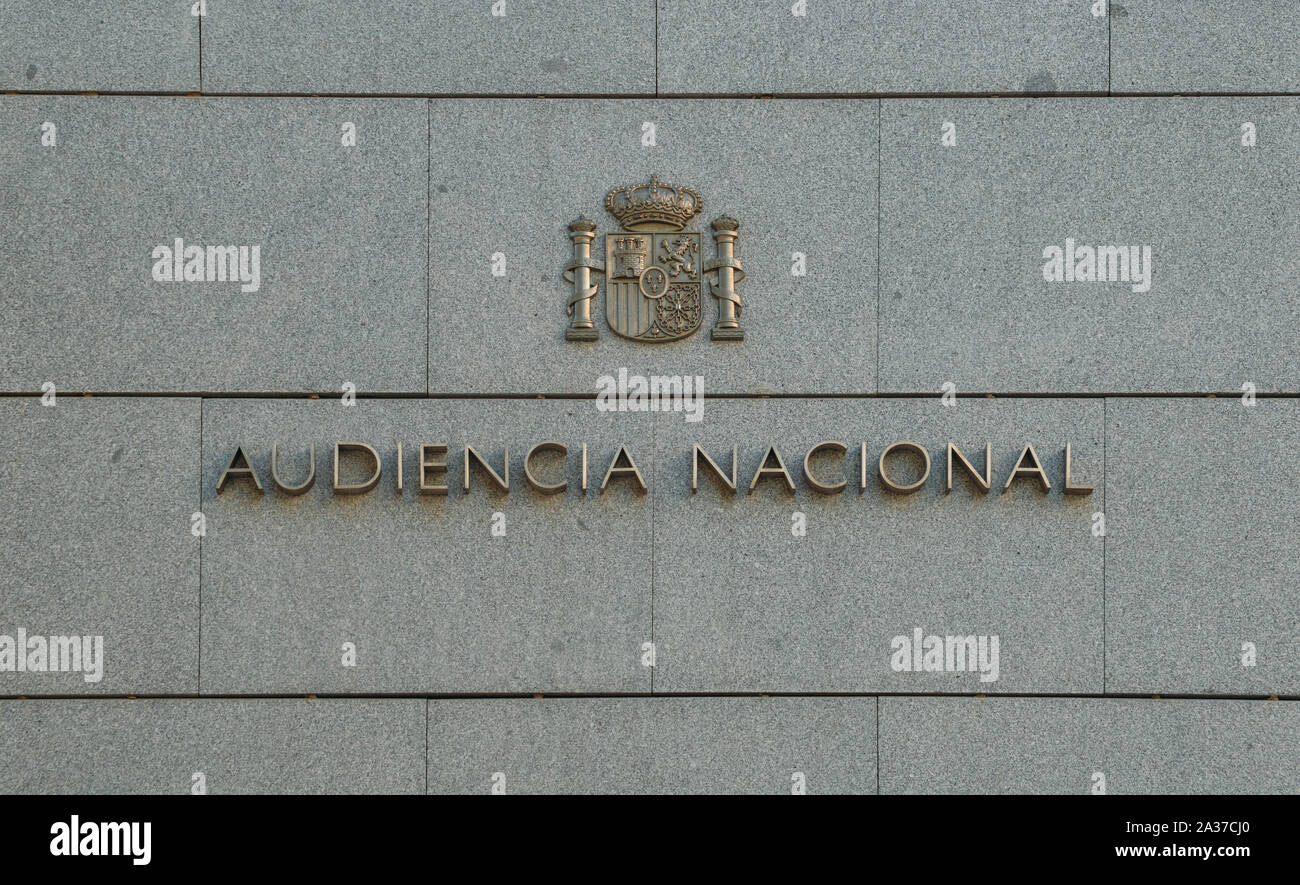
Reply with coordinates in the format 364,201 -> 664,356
878,441 -> 930,494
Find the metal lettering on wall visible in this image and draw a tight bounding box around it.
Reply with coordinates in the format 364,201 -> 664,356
216,441 -> 1094,499
564,177 -> 745,343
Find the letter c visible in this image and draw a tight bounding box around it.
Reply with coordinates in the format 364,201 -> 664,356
524,441 -> 567,494
802,440 -> 847,494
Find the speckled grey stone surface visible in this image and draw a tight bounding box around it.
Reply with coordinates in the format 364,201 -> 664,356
0,398 -> 198,694
651,398 -> 1104,693
199,399 -> 651,693
1106,398 -> 1300,695
202,0 -> 654,95
879,98 -> 1300,393
0,0 -> 198,92
880,696 -> 1300,794
657,0 -> 1107,95
0,95 -> 426,393
7,6 -> 1299,799
429,99 -> 877,394
0,699 -> 425,794
427,696 -> 875,794
1112,1 -> 1300,94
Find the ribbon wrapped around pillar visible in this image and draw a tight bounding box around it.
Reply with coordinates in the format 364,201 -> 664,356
704,215 -> 745,341
563,217 -> 603,341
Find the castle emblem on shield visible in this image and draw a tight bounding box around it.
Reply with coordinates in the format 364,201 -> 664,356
563,176 -> 745,342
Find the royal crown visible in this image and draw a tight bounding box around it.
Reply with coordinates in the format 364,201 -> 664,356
604,176 -> 703,231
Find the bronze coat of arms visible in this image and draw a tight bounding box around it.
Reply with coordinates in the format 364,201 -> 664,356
564,176 -> 745,343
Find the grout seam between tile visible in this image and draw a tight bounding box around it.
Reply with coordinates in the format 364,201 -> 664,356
3,392 -> 1293,400
197,397 -> 203,693
649,414 -> 656,694
875,98 -> 882,394
426,100 -> 431,397
3,692 -> 1291,701
875,696 -> 880,794
6,90 -> 1299,99
653,0 -> 659,96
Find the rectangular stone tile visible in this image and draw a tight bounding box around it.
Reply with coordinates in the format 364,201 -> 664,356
429,99 -> 877,394
202,0 -> 654,95
651,398 -> 1104,693
880,696 -> 1300,794
0,1 -> 198,92
879,98 -> 1300,393
0,398 -> 198,694
0,95 -> 426,393
0,699 -> 425,794
427,697 -> 875,794
658,1 -> 1107,95
1106,398 -> 1300,694
1113,1 -> 1300,94
199,399 -> 651,693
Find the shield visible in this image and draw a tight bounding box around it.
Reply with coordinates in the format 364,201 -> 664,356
605,231 -> 702,341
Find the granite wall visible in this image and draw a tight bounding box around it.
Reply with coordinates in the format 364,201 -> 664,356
0,1 -> 1296,793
